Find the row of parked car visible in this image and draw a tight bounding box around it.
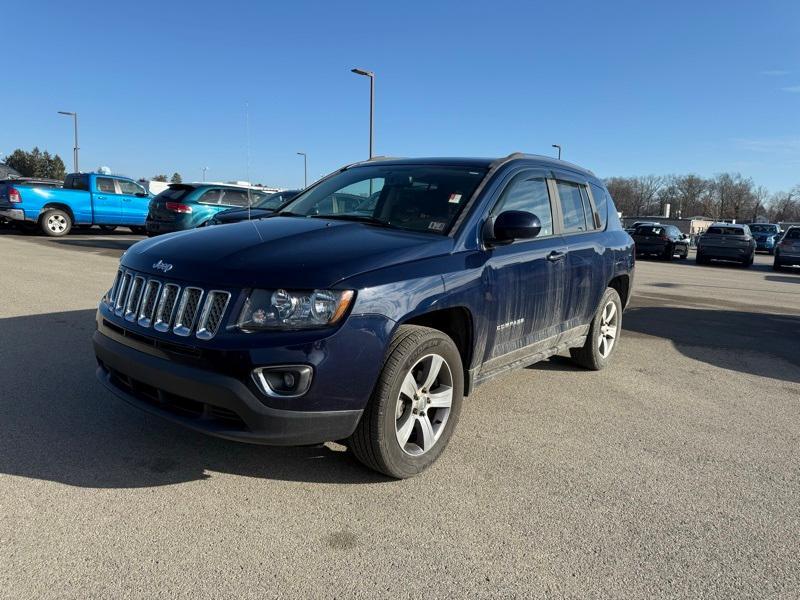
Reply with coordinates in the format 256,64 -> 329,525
0,172 -> 300,237
627,221 -> 799,271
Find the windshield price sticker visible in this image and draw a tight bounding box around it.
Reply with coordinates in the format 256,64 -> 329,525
448,193 -> 462,204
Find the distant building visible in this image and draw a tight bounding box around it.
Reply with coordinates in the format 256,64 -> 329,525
0,163 -> 22,179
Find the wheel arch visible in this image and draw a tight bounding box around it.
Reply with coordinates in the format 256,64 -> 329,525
39,203 -> 75,222
608,273 -> 631,309
400,306 -> 475,396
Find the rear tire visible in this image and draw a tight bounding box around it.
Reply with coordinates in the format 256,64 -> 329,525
773,260 -> 783,271
39,209 -> 72,237
570,287 -> 622,371
129,226 -> 146,235
696,252 -> 706,265
349,325 -> 464,479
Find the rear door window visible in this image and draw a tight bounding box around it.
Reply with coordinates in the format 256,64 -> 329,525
197,189 -> 223,204
219,189 -> 251,207
556,181 -> 588,233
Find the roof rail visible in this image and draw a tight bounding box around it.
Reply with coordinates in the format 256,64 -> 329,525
489,152 -> 595,177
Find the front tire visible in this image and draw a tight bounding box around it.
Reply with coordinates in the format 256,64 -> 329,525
349,325 -> 464,479
570,287 -> 622,371
40,209 -> 72,237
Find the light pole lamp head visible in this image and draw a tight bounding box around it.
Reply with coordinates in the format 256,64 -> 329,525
351,68 -> 374,78
58,111 -> 76,116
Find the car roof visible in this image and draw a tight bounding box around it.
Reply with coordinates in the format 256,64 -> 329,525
349,153 -> 596,178
709,222 -> 746,228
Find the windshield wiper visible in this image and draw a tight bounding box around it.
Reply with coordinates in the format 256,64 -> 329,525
277,211 -> 306,217
308,214 -> 399,229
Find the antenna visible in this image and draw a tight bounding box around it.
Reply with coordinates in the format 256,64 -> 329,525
245,101 -> 252,222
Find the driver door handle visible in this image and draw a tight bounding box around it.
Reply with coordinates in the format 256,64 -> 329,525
547,250 -> 566,262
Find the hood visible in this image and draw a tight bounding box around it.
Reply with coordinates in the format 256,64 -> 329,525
122,216 -> 453,288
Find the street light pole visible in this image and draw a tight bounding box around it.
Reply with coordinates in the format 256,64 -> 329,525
58,111 -> 79,172
351,68 -> 375,158
551,144 -> 562,160
297,152 -> 308,188
202,166 -> 209,182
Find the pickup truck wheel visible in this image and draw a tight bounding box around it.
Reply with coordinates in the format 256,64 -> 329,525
570,287 -> 622,371
349,325 -> 464,479
99,225 -> 117,232
40,209 -> 72,237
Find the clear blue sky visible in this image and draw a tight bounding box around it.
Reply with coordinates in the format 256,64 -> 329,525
3,0 -> 799,191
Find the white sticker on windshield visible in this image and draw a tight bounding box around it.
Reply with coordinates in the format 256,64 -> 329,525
428,221 -> 446,231
448,193 -> 462,204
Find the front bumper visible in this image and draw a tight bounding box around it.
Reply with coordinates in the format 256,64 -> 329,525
94,330 -> 363,445
755,238 -> 776,250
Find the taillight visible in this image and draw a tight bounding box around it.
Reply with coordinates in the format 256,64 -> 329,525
165,202 -> 192,214
8,187 -> 21,203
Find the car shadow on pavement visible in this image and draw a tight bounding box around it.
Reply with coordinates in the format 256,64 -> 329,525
623,305 -> 800,384
765,274 -> 800,284
52,238 -> 140,254
0,310 -> 390,488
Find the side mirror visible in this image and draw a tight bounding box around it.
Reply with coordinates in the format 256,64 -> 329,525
489,210 -> 542,243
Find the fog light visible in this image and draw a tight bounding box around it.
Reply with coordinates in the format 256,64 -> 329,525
251,365 -> 313,398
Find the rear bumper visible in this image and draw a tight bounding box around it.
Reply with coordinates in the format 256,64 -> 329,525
93,330 -> 363,445
0,208 -> 25,221
697,245 -> 752,259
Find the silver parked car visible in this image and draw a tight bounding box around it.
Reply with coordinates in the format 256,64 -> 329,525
696,223 -> 756,267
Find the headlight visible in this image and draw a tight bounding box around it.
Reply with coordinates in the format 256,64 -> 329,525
237,289 -> 355,331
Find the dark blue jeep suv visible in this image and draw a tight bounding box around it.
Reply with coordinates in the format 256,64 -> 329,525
93,154 -> 634,478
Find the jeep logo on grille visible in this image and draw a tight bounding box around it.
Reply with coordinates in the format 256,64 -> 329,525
152,259 -> 173,273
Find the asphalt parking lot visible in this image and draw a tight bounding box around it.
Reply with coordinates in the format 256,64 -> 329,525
1,228 -> 799,599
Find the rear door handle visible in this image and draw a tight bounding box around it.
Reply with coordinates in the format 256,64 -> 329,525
95,195 -> 105,200
547,250 -> 566,262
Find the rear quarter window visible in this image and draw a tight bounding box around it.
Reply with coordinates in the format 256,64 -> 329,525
589,183 -> 610,230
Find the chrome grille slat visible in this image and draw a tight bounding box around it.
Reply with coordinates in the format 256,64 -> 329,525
124,276 -> 146,321
108,269 -> 123,307
114,272 -> 132,316
137,280 -> 162,328
173,287 -> 204,337
154,283 -> 181,332
106,269 -> 230,340
196,291 -> 232,340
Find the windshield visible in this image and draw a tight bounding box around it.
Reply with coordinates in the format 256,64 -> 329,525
253,191 -> 297,211
279,164 -> 487,234
749,224 -> 778,233
785,228 -> 800,240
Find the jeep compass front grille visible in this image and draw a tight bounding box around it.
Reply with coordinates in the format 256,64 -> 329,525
107,268 -> 231,340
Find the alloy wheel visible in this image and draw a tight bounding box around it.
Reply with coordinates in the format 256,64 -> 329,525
598,301 -> 618,358
394,353 -> 453,456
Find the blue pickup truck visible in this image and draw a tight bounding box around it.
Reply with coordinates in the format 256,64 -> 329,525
0,172 -> 150,236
